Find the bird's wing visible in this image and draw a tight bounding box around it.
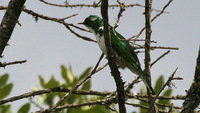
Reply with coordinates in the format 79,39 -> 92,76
110,28 -> 143,75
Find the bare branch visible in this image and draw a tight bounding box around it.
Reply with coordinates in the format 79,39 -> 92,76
130,0 -> 174,45
40,54 -> 107,112
0,0 -> 26,56
101,0 -> 126,113
38,0 -> 167,13
181,46 -> 200,113
63,23 -> 96,42
125,77 -> 140,93
35,100 -> 109,113
126,102 -> 168,113
134,46 -> 179,50
0,6 -> 96,43
0,60 -> 27,68
0,86 -> 110,105
128,94 -> 185,100
151,50 -> 170,67
147,68 -> 179,113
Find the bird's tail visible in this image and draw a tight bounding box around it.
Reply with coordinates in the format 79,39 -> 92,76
139,72 -> 156,95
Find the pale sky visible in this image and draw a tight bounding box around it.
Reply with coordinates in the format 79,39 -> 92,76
0,0 -> 200,112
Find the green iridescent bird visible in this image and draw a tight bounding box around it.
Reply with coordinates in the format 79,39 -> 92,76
79,15 -> 155,95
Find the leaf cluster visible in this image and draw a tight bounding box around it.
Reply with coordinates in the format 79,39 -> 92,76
0,66 -> 180,113
137,75 -> 178,113
0,74 -> 30,113
32,65 -> 114,113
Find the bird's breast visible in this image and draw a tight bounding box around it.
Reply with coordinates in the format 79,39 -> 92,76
95,34 -> 107,54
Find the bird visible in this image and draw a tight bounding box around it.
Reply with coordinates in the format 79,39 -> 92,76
79,15 -> 155,95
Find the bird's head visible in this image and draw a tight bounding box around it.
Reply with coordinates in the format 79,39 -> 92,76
79,15 -> 103,32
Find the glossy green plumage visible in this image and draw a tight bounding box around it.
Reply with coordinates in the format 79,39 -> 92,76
110,28 -> 143,74
81,15 -> 155,95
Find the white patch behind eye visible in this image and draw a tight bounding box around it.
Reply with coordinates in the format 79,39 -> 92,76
91,17 -> 97,21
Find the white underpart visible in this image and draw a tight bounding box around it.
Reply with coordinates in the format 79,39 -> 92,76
87,26 -> 107,54
86,25 -> 128,68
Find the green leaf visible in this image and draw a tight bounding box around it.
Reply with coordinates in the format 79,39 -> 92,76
154,75 -> 164,93
81,79 -> 91,90
0,104 -> 12,113
157,89 -> 172,110
46,76 -> 59,88
66,94 -> 79,104
172,109 -> 179,113
61,65 -> 77,87
39,75 -> 46,88
17,103 -> 30,113
77,95 -> 88,104
31,86 -> 40,91
162,88 -> 173,97
139,85 -> 148,113
79,67 -> 92,80
0,74 -> 9,87
38,93 -> 55,107
0,83 -> 13,99
67,65 -> 77,85
61,65 -> 68,83
38,94 -> 47,105
44,95 -> 55,107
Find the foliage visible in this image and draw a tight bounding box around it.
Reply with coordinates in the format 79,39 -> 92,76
137,75 -> 179,113
0,66 -> 179,113
0,74 -> 30,113
32,65 -> 114,113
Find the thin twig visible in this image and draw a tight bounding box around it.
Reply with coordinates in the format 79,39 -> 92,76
128,94 -> 185,100
131,96 -> 181,109
47,54 -> 106,112
151,50 -> 170,67
0,86 -> 110,105
29,99 -> 44,110
126,102 -> 168,113
134,46 -> 179,50
111,0 -> 127,41
38,0 -> 166,13
0,60 -> 27,68
1,6 -> 96,43
130,0 -> 174,45
125,77 -> 140,93
104,104 -> 119,113
146,68 -> 178,113
35,100 -> 108,113
63,23 -> 96,42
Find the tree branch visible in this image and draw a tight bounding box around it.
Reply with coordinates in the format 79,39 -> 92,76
147,68 -> 179,113
144,0 -> 152,94
34,55 -> 107,112
130,0 -> 174,45
181,45 -> 200,113
0,0 -> 26,56
101,0 -> 126,113
0,60 -> 27,68
0,86 -> 111,105
150,50 -> 170,67
144,0 -> 158,112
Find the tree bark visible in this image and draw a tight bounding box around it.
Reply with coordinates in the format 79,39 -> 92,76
145,0 -> 158,112
0,0 -> 26,56
101,0 -> 126,113
181,46 -> 200,113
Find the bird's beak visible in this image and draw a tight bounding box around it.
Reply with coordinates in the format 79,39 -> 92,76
78,22 -> 84,25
